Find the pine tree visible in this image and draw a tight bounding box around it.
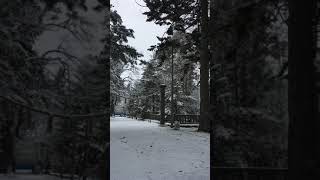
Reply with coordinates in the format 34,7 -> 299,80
209,0 -> 289,167
49,5 -> 141,178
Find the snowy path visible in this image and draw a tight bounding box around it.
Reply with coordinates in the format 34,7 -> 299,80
111,117 -> 210,180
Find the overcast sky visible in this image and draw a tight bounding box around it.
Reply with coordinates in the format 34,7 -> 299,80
111,0 -> 167,60
111,0 -> 168,82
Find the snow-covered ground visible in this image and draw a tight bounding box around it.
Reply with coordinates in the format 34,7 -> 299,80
111,117 -> 210,180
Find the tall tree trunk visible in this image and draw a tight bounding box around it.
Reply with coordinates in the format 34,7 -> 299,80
209,0 -> 216,114
199,0 -> 210,132
288,0 -> 318,179
209,1 -> 215,178
100,2 -> 110,179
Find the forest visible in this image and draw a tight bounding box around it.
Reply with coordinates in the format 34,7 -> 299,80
0,0 -> 111,179
0,0 -> 319,180
113,0 -> 290,168
111,0 -> 319,179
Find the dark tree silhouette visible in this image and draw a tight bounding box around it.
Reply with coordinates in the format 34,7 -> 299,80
288,0 -> 318,179
198,0 -> 210,132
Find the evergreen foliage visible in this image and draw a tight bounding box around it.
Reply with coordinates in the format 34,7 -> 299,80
142,0 -> 289,167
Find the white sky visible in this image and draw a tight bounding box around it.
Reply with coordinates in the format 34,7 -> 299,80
111,0 -> 167,59
111,0 -> 168,81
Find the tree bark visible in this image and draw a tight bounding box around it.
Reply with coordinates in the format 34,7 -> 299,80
199,0 -> 210,132
288,0 -> 318,179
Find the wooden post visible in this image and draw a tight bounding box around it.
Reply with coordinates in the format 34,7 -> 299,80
171,39 -> 175,128
160,84 -> 166,126
152,95 -> 155,113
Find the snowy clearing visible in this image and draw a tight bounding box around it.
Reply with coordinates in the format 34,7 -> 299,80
111,117 -> 210,180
